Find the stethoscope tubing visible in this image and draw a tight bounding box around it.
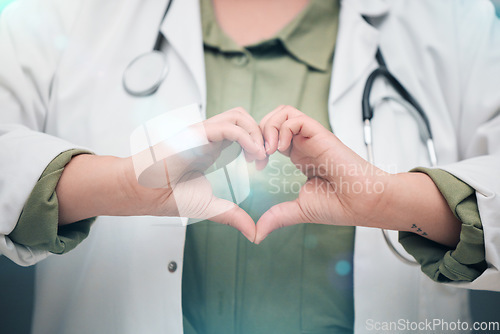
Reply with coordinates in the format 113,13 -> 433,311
122,0 -> 174,97
363,48 -> 438,266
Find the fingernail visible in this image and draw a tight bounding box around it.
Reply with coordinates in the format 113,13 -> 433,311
265,141 -> 270,153
243,232 -> 254,243
260,147 -> 266,158
277,140 -> 281,151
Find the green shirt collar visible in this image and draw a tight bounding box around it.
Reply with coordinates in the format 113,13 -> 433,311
201,0 -> 339,72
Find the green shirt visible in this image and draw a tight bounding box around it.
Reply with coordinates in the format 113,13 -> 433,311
182,1 -> 355,334
9,149 -> 94,254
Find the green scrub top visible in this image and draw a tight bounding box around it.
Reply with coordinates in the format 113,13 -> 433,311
182,1 -> 356,333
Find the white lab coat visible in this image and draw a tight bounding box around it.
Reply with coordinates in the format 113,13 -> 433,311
1,0 -> 499,333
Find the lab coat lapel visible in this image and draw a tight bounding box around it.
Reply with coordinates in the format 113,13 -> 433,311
328,0 -> 389,158
327,2 -> 416,333
329,0 -> 388,107
160,0 -> 207,116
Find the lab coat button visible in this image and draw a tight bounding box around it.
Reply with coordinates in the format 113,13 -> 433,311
168,261 -> 177,273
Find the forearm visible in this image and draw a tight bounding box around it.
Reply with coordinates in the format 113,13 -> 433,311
56,154 -> 167,225
373,172 -> 461,248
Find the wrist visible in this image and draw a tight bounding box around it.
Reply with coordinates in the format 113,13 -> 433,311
354,172 -> 394,229
377,172 -> 461,247
337,163 -> 392,229
116,157 -> 172,216
57,154 -> 164,224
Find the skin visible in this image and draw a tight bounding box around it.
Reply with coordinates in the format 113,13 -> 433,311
212,0 -> 310,46
255,106 -> 462,247
57,108 -> 266,242
56,0 -> 310,240
57,105 -> 462,248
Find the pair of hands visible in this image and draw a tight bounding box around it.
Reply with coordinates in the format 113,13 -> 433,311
57,105 -> 459,247
131,105 -> 390,244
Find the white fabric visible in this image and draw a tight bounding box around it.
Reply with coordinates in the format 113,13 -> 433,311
0,0 -> 499,333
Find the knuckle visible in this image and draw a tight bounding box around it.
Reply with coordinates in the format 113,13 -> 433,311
284,105 -> 302,115
232,107 -> 246,115
297,114 -> 307,122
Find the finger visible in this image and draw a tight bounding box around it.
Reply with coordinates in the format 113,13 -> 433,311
217,108 -> 266,158
244,150 -> 264,163
277,118 -> 300,153
205,123 -> 261,156
233,113 -> 266,160
278,115 -> 329,154
261,106 -> 302,155
228,108 -> 265,150
277,116 -> 307,152
209,198 -> 256,242
258,105 -> 286,131
244,151 -> 254,163
243,147 -> 264,163
259,105 -> 287,154
255,156 -> 269,170
254,199 -> 308,244
279,142 -> 293,158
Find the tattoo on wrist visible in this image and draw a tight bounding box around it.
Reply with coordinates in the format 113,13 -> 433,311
411,224 -> 428,236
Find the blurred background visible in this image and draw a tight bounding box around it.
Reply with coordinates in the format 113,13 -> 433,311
1,0 -> 500,333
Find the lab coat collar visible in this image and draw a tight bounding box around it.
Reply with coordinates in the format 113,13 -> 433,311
328,0 -> 390,106
160,0 -> 207,114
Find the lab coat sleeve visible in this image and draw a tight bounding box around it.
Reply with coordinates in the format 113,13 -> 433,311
428,0 -> 500,290
0,0 -> 89,266
8,149 -> 95,255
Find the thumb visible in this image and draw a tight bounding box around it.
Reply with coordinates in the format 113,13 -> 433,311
255,200 -> 307,244
208,198 -> 256,242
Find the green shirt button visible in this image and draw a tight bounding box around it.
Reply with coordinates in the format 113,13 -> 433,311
233,54 -> 249,66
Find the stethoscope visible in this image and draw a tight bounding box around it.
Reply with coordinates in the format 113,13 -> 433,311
122,0 -> 174,97
362,48 -> 437,266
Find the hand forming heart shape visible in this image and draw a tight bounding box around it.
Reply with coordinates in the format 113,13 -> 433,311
131,105 -> 390,244
254,105 -> 389,244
